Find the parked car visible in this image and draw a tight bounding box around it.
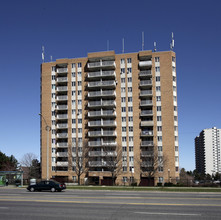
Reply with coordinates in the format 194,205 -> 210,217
27,180 -> 66,192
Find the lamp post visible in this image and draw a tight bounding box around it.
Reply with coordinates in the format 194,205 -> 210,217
39,113 -> 51,181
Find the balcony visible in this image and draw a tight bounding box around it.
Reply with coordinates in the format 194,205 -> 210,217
57,133 -> 68,138
87,61 -> 115,69
88,90 -> 116,98
57,68 -> 68,74
56,152 -> 68,157
88,130 -> 116,137
88,161 -> 115,167
141,162 -> 152,167
57,77 -> 68,83
88,100 -> 116,108
57,123 -> 68,129
88,141 -> 117,147
140,110 -> 153,116
140,100 -> 153,106
139,70 -> 152,77
88,70 -> 116,79
140,121 -> 154,126
88,151 -> 117,157
141,130 -> 154,136
56,143 -> 68,147
56,105 -> 68,110
56,161 -> 68,166
57,86 -> 68,92
88,120 -> 116,127
141,141 -> 154,146
88,110 -> 116,118
139,80 -> 152,87
57,114 -> 68,120
57,95 -> 68,101
140,90 -> 152,97
141,151 -> 154,157
88,80 -> 116,89
139,61 -> 152,67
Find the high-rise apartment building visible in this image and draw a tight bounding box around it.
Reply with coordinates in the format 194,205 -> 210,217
40,50 -> 179,185
195,127 -> 221,175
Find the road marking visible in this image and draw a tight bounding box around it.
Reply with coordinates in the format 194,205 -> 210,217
135,212 -> 201,216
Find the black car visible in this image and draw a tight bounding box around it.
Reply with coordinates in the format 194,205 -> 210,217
27,180 -> 66,192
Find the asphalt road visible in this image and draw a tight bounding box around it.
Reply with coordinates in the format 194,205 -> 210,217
0,187 -> 221,219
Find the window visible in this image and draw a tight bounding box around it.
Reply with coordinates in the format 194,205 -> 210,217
122,127 -> 126,132
121,68 -> 125,74
123,167 -> 127,172
52,85 -> 56,89
72,72 -> 76,77
128,87 -> 132,92
122,147 -> 127,152
72,82 -> 76,86
172,57 -> 176,62
123,177 -> 128,182
128,97 -> 133,102
123,156 -> 127,162
121,88 -> 126,92
52,66 -> 56,71
122,107 -> 126,112
122,117 -> 126,122
128,77 -> 132,82
129,156 -> 134,162
72,110 -> 76,114
78,81 -> 82,86
155,67 -> 160,72
78,63 -> 82,68
157,116 -> 162,121
156,96 -> 161,101
52,75 -> 55,80
174,116 -> 178,121
156,86 -> 161,91
157,106 -> 161,111
173,86 -> 176,92
52,120 -> 55,125
52,166 -> 56,171
129,167 -> 134,172
129,136 -> 133,142
121,78 -> 125,83
121,59 -> 125,64
175,156 -> 179,162
78,100 -> 82,105
175,136 -> 178,141
121,97 -> 126,102
176,167 -> 179,172
78,90 -> 82,96
72,100 -> 76,105
128,107 -> 133,112
127,58 -> 131,63
173,76 -> 176,82
158,146 -> 163,151
72,119 -> 76,124
122,137 -> 126,142
174,106 -> 177,111
173,96 -> 177,102
78,119 -> 82,124
51,102 -> 56,107
129,147 -> 133,152
155,57 -> 160,62
129,127 -> 133,132
72,128 -> 76,133
52,148 -> 56,153
128,116 -> 133,122
52,111 -> 55,116
72,63 -> 76,68
158,167 -> 163,172
127,68 -> 132,74
158,136 -> 162,141
172,67 -> 176,72
52,139 -> 55,144
175,146 -> 178,151
72,91 -> 76,96
78,128 -> 82,133
156,76 -> 160,82
174,126 -> 178,131
78,71 -> 82,76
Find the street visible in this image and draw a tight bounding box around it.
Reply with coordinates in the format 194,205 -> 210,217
0,188 -> 221,219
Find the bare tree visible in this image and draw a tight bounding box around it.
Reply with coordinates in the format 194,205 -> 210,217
70,140 -> 89,185
135,148 -> 167,186
102,145 -> 122,185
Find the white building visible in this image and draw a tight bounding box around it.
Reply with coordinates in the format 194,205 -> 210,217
195,127 -> 221,175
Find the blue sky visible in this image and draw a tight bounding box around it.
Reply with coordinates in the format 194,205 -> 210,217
0,0 -> 221,171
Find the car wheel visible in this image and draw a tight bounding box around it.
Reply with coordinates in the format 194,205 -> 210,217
51,187 -> 56,192
30,187 -> 35,192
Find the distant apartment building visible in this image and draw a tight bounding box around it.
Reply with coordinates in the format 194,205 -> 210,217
195,127 -> 221,175
40,50 -> 179,185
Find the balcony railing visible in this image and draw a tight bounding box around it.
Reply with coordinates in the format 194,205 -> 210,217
88,100 -> 116,108
56,152 -> 68,157
88,70 -> 116,78
88,141 -> 117,147
140,121 -> 154,126
57,133 -> 68,138
139,61 -> 152,67
140,90 -> 152,96
57,86 -> 68,91
139,70 -> 152,77
56,161 -> 68,166
57,77 -> 68,82
88,110 -> 116,117
141,130 -> 154,136
56,143 -> 68,147
57,123 -> 68,129
87,61 -> 115,68
57,96 -> 68,101
88,161 -> 115,167
141,151 -> 154,157
88,120 -> 116,127
57,68 -> 68,73
88,90 -> 116,98
141,162 -> 153,167
56,105 -> 68,110
88,130 -> 116,137
88,151 -> 117,157
140,100 -> 153,106
139,80 -> 152,87
57,114 -> 68,119
140,110 -> 153,116
88,80 -> 116,88
141,141 -> 154,146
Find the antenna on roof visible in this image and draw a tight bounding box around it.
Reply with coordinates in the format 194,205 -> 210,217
50,55 -> 53,62
170,32 -> 175,51
154,42 -> 157,52
142,31 -> 144,51
42,46 -> 45,63
122,38 -> 125,53
107,40 -> 109,51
